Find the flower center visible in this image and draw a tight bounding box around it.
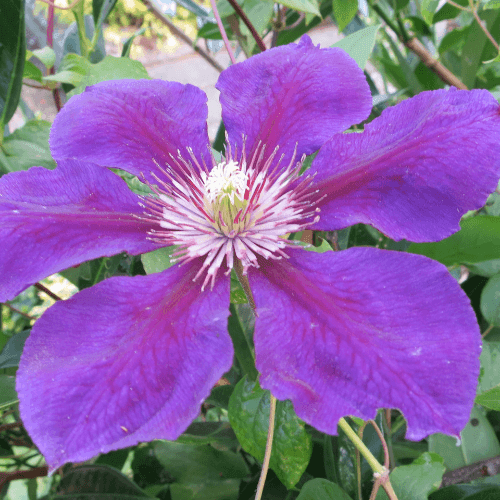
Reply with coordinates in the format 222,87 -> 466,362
203,160 -> 249,236
142,142 -> 320,289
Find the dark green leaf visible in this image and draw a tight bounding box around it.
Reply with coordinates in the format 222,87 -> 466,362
478,341 -> 500,394
332,25 -> 381,69
433,0 -> 467,23
121,27 -> 146,58
56,464 -> 148,497
206,384 -> 233,409
0,0 -> 25,129
0,329 -> 30,369
332,0 -> 358,32
376,452 -> 445,500
0,375 -> 18,409
461,9 -> 500,88
228,376 -> 313,489
430,484 -> 500,500
408,216 -> 500,266
0,120 -> 55,174
170,481 -> 239,500
228,303 -> 257,380
481,273 -> 500,325
154,440 -> 249,482
297,478 -> 353,500
93,0 -> 119,32
176,422 -> 238,448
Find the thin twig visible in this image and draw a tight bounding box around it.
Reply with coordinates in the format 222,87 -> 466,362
4,303 -> 35,320
210,0 -> 237,64
482,324 -> 495,339
141,0 -> 225,73
226,0 -> 266,52
34,282 -> 62,301
441,454 -> 500,486
255,394 -> 277,500
446,0 -> 468,10
470,2 -> 500,51
404,37 -> 468,88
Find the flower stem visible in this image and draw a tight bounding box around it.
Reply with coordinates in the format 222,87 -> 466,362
226,0 -> 266,52
338,418 -> 385,475
233,258 -> 257,313
210,0 -> 237,64
255,394 -> 277,500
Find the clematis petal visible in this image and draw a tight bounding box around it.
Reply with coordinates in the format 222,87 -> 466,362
251,248 -> 480,440
50,80 -> 211,182
216,35 -> 371,169
0,160 -> 158,302
310,88 -> 500,242
17,261 -> 232,471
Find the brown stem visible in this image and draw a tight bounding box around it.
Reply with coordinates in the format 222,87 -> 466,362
0,466 -> 48,489
3,303 -> 35,320
226,0 -> 266,52
404,38 -> 468,89
34,282 -> 62,301
442,454 -> 500,486
140,0 -> 225,73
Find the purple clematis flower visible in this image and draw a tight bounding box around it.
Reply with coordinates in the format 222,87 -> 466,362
1,35 -> 500,471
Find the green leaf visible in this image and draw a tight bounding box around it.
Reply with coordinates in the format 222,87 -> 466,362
0,120 -> 55,174
484,0 -> 500,10
376,452 -> 445,500
481,273 -> 500,325
332,25 -> 381,69
93,0 -> 119,33
227,303 -> 258,380
408,216 -> 500,266
0,330 -> 30,369
43,53 -> 92,86
141,246 -> 177,274
22,60 -> 43,83
55,464 -> 149,497
174,0 -> 211,19
32,46 -> 56,69
478,341 -> 500,394
0,0 -> 26,129
461,9 -> 500,88
121,27 -> 146,58
154,441 -> 249,480
0,375 -> 18,409
420,0 -> 439,25
332,0 -> 358,32
170,481 -> 240,500
176,422 -> 238,448
68,55 -> 150,96
476,384 -> 500,411
429,407 -> 500,471
272,0 -> 320,16
430,484 -> 500,500
228,376 -> 312,489
297,478 -> 353,500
